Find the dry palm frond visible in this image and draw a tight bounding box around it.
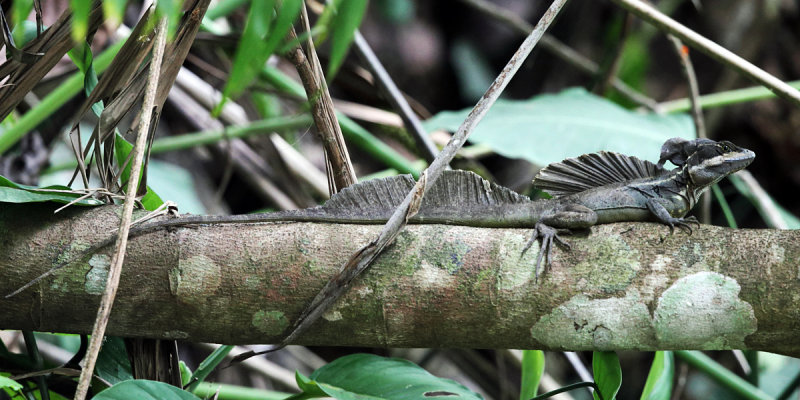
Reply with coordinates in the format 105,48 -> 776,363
0,2 -> 103,121
68,0 -> 212,199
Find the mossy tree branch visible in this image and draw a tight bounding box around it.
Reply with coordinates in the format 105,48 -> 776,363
1,204 -> 798,356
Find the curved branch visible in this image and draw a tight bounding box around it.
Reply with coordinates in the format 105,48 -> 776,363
1,204 -> 798,356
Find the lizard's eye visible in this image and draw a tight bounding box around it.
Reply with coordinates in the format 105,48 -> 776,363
720,143 -> 731,152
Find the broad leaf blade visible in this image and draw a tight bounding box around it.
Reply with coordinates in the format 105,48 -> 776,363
113,132 -> 164,211
423,88 -> 695,165
11,0 -> 34,45
92,380 -> 200,400
70,0 -> 91,42
520,350 -> 545,400
326,0 -> 368,79
306,353 -> 483,399
95,337 -> 134,386
592,351 -> 622,400
102,0 -> 128,27
640,351 -> 673,400
0,175 -> 103,205
0,375 -> 23,392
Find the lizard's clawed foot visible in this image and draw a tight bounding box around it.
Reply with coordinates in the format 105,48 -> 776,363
664,215 -> 700,235
521,222 -> 571,281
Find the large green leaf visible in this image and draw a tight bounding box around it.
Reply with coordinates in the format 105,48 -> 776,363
0,375 -> 23,392
423,88 -> 695,165
288,353 -> 483,400
520,350 -> 545,400
593,351 -> 622,400
96,337 -> 134,386
0,175 -> 103,205
93,380 -> 200,400
640,351 -> 673,400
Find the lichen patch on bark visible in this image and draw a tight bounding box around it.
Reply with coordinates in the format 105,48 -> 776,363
170,254 -> 222,303
653,271 -> 757,349
414,260 -> 457,289
639,254 -> 672,303
251,310 -> 288,335
572,234 -> 640,293
84,254 -> 111,295
495,232 -> 536,292
530,292 -> 654,351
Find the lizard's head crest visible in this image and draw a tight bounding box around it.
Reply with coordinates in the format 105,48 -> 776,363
685,140 -> 755,187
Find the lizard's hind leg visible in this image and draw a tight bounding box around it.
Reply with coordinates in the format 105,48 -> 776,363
521,204 -> 596,280
522,222 -> 572,281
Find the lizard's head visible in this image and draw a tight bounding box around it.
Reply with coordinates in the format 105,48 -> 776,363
685,140 -> 755,187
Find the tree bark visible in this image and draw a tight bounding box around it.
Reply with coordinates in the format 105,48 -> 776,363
1,203 -> 798,355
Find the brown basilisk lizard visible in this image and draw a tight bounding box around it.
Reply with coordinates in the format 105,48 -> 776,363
8,138 -> 755,355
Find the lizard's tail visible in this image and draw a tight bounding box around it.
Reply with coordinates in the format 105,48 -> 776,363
5,218 -> 186,298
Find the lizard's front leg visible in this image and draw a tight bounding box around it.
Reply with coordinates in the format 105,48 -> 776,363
522,204 -> 597,279
646,198 -> 700,234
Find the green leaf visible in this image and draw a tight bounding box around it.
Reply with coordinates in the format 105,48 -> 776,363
640,352 -> 673,400
218,0 -> 302,111
102,0 -> 128,27
113,132 -> 164,211
184,345 -> 233,392
67,41 -> 103,116
0,375 -> 23,392
70,0 -> 91,43
179,361 -> 192,388
155,0 -> 182,38
11,0 -> 34,45
728,173 -> 800,229
423,88 -> 695,166
93,380 -> 201,399
592,351 -> 622,400
95,337 -> 134,386
327,0 -> 368,80
291,353 -> 483,400
284,371 -> 329,399
263,0 -> 303,60
218,0 -> 276,111
0,175 -> 103,205
521,350 -> 545,400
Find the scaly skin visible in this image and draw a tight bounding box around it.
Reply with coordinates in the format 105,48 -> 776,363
7,139 -> 755,358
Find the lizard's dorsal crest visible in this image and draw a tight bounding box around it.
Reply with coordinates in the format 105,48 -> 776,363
321,170 -> 530,217
533,151 -> 667,198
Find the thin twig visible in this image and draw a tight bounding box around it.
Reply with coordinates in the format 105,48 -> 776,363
272,0 -> 571,352
459,0 -> 660,111
652,80 -> 800,113
609,0 -> 800,107
73,17 -> 168,400
667,35 -> 710,223
352,31 -> 438,163
667,37 -> 705,138
287,4 -> 357,193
